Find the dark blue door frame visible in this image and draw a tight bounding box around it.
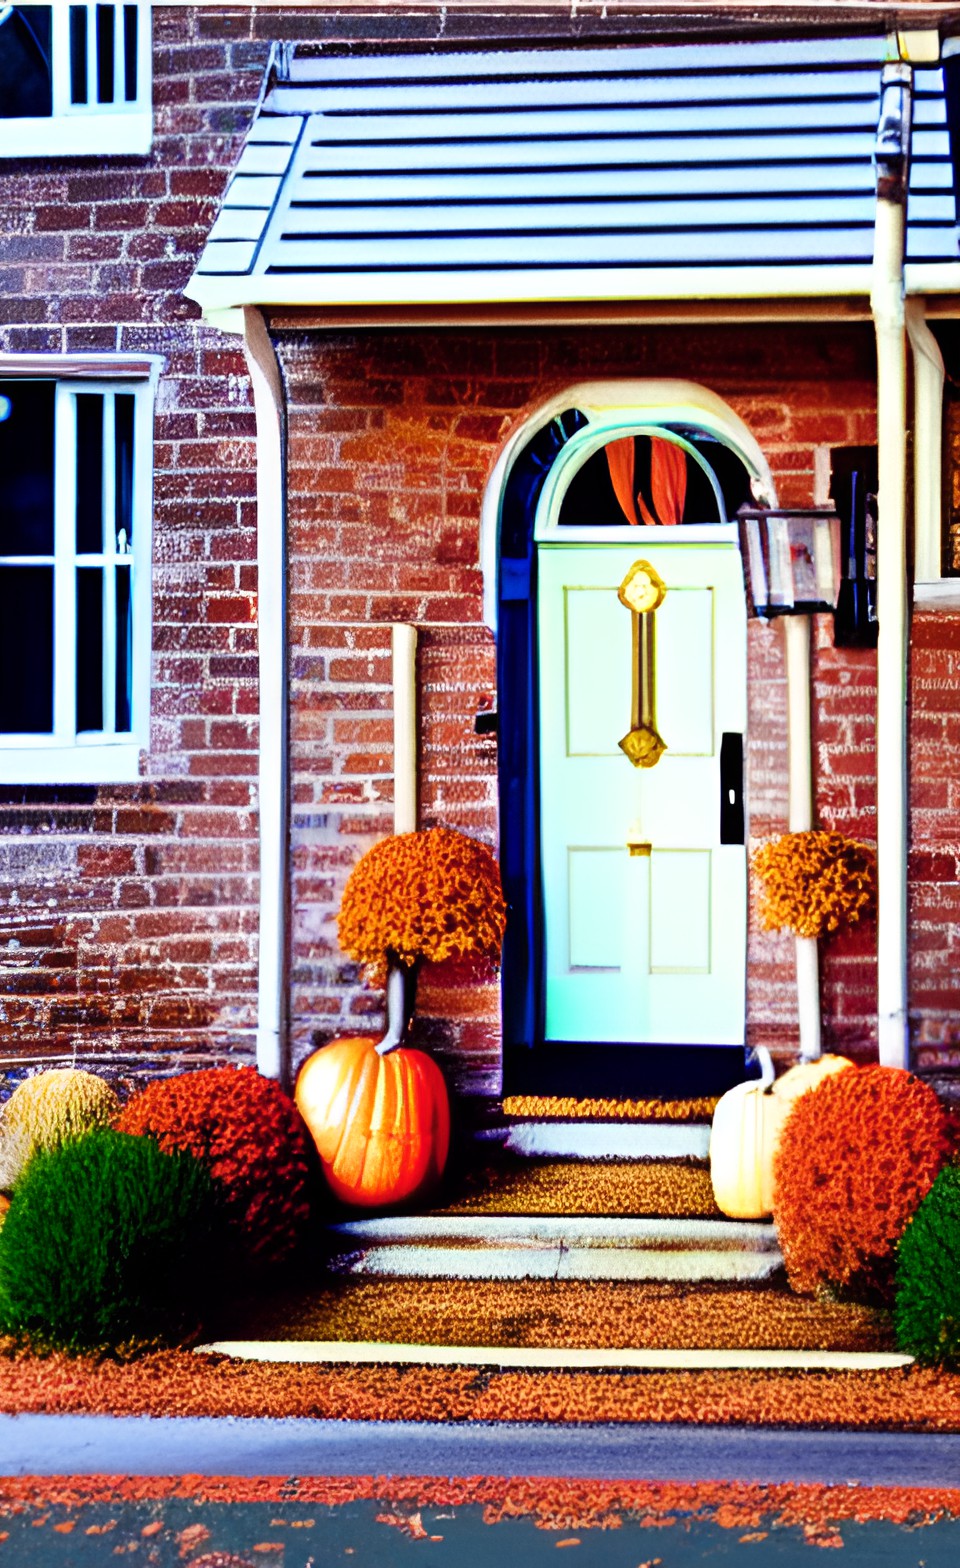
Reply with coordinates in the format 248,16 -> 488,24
495,411 -> 748,1100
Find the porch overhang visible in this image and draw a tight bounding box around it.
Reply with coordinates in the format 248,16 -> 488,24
185,34 -> 960,326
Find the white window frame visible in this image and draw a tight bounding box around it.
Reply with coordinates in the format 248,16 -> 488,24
0,3 -> 152,158
0,359 -> 157,784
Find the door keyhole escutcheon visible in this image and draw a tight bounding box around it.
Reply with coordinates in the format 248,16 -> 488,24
617,560 -> 667,769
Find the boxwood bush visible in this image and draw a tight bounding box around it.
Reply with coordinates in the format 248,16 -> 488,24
895,1164 -> 960,1366
0,1127 -> 220,1353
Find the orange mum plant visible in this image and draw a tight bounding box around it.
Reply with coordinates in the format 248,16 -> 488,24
772,1064 -> 956,1301
339,826 -> 506,997
751,830 -> 876,940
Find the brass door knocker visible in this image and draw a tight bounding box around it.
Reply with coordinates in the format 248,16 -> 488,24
617,560 -> 667,768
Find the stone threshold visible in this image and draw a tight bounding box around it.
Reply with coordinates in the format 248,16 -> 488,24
325,1213 -> 780,1282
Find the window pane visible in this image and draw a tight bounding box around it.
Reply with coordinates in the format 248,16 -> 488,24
0,7 -> 52,118
70,4 -> 88,105
122,3 -> 136,101
0,379 -> 54,555
115,563 -> 131,731
114,392 -> 134,549
75,393 -> 104,554
96,4 -> 114,105
76,567 -> 104,732
0,566 -> 53,732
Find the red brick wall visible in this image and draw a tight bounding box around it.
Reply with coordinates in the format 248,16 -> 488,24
0,8 -> 273,1076
911,612 -> 960,1078
277,322 -> 885,1090
3,3 -> 957,1094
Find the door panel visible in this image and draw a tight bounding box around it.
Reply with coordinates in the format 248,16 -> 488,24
538,543 -> 747,1048
564,587 -> 629,755
568,846 -> 626,968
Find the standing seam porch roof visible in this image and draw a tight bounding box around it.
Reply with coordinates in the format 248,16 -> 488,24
185,36 -> 960,314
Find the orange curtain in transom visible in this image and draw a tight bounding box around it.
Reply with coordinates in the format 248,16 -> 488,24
605,436 -> 687,527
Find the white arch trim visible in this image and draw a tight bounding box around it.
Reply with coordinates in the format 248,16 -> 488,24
480,378 -> 777,631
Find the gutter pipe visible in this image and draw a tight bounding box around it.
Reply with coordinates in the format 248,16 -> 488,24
243,307 -> 290,1086
871,62 -> 912,1070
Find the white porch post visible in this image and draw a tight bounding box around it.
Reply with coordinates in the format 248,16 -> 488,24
871,63 -> 912,1069
906,298 -> 946,586
392,623 -> 419,833
243,307 -> 289,1083
784,615 -> 821,1059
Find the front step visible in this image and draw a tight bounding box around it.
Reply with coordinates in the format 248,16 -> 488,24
327,1214 -> 782,1284
498,1119 -> 710,1159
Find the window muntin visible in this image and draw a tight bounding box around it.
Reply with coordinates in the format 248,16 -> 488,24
0,376 -> 152,782
0,4 -> 151,156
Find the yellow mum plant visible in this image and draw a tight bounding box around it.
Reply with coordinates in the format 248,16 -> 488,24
0,1068 -> 120,1191
338,826 -> 507,983
752,830 -> 877,940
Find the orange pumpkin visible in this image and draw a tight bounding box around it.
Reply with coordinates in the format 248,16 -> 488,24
295,1035 -> 450,1208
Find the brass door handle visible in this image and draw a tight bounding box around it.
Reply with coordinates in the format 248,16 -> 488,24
617,560 -> 667,769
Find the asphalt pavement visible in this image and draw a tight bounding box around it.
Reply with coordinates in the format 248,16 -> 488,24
2,1416 -> 960,1486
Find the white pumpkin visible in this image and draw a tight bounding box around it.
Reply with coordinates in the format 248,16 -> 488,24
710,1052 -> 853,1219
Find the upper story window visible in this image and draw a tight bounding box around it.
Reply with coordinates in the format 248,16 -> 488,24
0,366 -> 155,783
0,3 -> 151,158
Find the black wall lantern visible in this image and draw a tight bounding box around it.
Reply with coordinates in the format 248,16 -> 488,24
739,507 -> 842,618
830,447 -> 879,650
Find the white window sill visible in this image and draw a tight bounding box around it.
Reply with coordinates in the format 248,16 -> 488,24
0,112 -> 152,159
0,743 -> 144,785
914,580 -> 960,610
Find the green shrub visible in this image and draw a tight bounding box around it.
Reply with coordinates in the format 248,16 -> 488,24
0,1128 -> 220,1353
895,1164 -> 960,1366
0,1068 -> 120,1191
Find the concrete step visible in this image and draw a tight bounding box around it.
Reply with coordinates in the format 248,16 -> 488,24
326,1214 -> 781,1284
497,1120 -> 710,1160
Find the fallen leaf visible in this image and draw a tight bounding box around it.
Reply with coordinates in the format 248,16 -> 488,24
555,1540 -> 581,1549
739,1533 -> 769,1544
53,1522 -> 76,1534
141,1523 -> 164,1538
177,1523 -> 211,1558
375,1511 -> 428,1540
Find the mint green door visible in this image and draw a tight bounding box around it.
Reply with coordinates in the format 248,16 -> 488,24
538,543 -> 747,1046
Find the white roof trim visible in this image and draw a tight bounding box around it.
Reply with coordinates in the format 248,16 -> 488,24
186,261 -> 960,316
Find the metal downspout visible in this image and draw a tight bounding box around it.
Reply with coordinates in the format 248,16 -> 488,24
243,307 -> 290,1085
871,62 -> 912,1069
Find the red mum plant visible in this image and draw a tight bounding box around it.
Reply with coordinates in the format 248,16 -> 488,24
772,1064 -> 956,1301
117,1066 -> 315,1269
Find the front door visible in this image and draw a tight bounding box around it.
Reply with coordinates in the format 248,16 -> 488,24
538,542 -> 747,1049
